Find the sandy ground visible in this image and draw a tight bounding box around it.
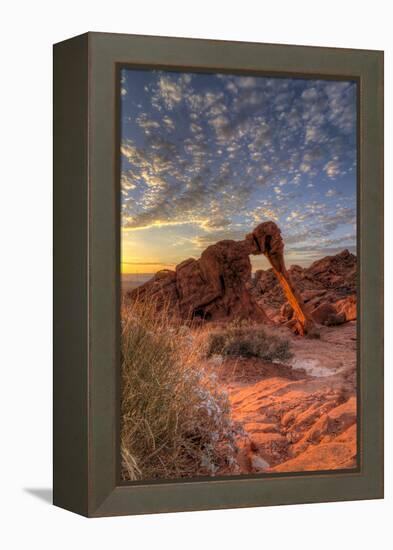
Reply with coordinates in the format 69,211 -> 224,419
214,322 -> 357,474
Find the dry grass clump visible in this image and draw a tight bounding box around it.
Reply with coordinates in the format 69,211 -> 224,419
207,322 -> 293,363
120,298 -> 239,481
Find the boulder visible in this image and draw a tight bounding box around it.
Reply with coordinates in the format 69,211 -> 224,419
176,239 -> 269,322
129,269 -> 180,315
334,295 -> 357,321
251,249 -> 357,326
129,237 -> 269,323
307,249 -> 356,292
280,302 -> 294,321
311,302 -> 345,326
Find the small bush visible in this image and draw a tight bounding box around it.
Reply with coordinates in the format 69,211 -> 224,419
120,298 -> 239,481
207,324 -> 292,363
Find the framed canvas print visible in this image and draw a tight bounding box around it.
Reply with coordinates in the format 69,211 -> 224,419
53,32 -> 383,517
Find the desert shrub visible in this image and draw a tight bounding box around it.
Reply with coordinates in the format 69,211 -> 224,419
207,324 -> 292,363
120,298 -> 240,481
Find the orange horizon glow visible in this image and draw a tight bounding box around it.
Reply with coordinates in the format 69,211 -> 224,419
121,263 -> 175,275
121,261 -> 176,275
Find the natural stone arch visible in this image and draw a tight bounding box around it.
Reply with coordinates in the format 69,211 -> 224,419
244,221 -> 317,336
129,221 -> 317,336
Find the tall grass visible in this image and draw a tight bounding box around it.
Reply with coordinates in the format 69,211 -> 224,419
120,298 -> 239,481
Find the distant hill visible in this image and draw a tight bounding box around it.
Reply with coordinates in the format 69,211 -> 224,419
121,273 -> 153,293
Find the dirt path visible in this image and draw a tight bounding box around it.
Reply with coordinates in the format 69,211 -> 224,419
217,322 -> 357,474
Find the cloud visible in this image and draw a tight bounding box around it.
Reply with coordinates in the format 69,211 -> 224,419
121,135 -> 253,230
324,158 -> 340,178
325,81 -> 356,134
162,115 -> 175,131
155,74 -> 191,110
300,162 -> 311,173
120,69 -> 357,264
250,206 -> 279,223
121,172 -> 136,191
136,113 -> 160,133
190,229 -> 246,249
201,217 -> 232,230
209,115 -> 230,133
301,87 -> 318,100
236,76 -> 259,89
286,211 -> 300,221
325,188 -> 341,197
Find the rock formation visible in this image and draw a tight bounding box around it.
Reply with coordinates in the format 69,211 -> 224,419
228,362 -> 357,474
130,232 -> 269,324
128,221 -> 317,336
243,222 -> 316,335
252,248 -> 357,327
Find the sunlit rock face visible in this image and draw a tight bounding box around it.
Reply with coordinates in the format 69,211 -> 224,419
175,239 -> 269,323
252,247 -> 357,328
129,236 -> 269,324
127,221 -> 355,336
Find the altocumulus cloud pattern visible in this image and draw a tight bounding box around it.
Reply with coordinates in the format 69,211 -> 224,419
120,69 -> 357,269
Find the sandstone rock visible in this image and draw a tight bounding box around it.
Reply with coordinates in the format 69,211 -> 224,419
129,239 -> 269,322
251,248 -> 357,327
128,221 -> 318,335
269,438 -> 357,472
253,269 -> 278,295
228,353 -> 357,473
335,295 -> 357,321
280,302 -> 294,321
250,454 -> 270,471
326,396 -> 357,435
129,222 -> 357,335
177,240 -> 269,322
247,222 -> 317,335
312,303 -> 345,326
244,422 -> 279,434
307,249 -> 356,292
250,432 -> 287,451
129,269 -> 180,315
301,289 -> 327,303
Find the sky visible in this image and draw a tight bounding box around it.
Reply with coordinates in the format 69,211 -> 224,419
120,69 -> 357,274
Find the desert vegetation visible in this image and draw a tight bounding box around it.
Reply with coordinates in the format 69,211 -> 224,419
120,298 -> 242,481
207,322 -> 292,363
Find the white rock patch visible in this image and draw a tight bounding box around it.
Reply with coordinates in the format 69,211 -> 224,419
291,358 -> 345,378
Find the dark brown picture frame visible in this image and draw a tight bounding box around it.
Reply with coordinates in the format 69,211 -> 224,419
53,32 -> 383,517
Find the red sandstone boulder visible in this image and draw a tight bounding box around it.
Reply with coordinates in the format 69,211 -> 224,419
280,302 -> 294,321
129,269 -> 180,315
252,249 -> 357,326
176,240 -> 268,322
307,249 -> 356,292
129,238 -> 269,323
311,302 -> 346,326
334,295 -> 357,321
